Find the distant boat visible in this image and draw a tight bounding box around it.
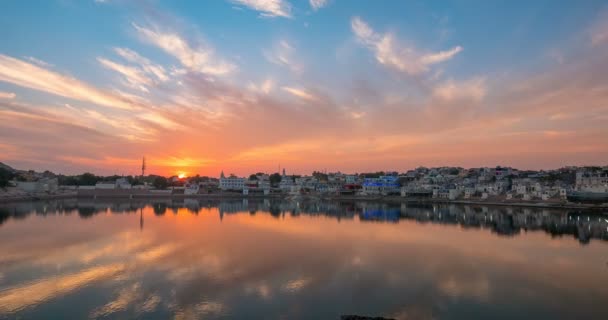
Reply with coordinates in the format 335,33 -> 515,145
566,190 -> 608,203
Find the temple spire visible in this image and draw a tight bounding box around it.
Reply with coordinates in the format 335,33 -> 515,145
141,156 -> 146,177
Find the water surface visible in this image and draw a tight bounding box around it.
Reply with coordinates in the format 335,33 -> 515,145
0,199 -> 607,319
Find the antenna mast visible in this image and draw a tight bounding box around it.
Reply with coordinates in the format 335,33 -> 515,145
141,157 -> 146,177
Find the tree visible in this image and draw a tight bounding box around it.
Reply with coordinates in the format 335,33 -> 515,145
126,175 -> 140,185
152,176 -> 169,190
102,175 -> 121,182
249,174 -> 258,181
269,173 -> 282,185
153,203 -> 167,215
79,173 -> 99,186
58,175 -> 79,186
0,168 -> 14,188
312,171 -> 328,181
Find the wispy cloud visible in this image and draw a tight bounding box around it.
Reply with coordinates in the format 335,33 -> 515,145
282,86 -> 318,101
0,91 -> 16,99
248,78 -> 274,94
0,54 -> 140,110
420,46 -> 463,65
23,56 -> 53,68
98,47 -> 170,93
231,0 -> 292,18
309,0 -> 328,11
433,77 -> 486,102
114,47 -> 168,82
351,16 -> 462,74
2,2 -> 607,175
97,57 -> 152,92
264,40 -> 303,73
138,112 -> 184,130
590,11 -> 608,45
133,23 -> 236,75
0,264 -> 125,314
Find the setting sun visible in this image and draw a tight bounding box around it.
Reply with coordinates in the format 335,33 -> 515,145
177,172 -> 187,179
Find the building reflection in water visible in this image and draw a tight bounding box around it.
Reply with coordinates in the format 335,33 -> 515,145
1,198 -> 607,244
0,198 -> 607,319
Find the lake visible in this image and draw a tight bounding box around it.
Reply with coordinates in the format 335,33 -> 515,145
0,199 -> 607,319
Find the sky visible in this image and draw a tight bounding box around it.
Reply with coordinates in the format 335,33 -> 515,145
0,0 -> 607,177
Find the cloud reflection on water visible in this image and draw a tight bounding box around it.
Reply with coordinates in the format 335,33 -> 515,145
0,199 -> 607,319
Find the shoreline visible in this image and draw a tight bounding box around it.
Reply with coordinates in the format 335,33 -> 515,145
326,195 -> 608,211
1,192 -> 607,211
324,195 -> 608,211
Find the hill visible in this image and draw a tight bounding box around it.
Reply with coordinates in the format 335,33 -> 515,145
0,162 -> 16,173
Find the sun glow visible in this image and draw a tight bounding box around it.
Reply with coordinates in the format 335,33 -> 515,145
177,172 -> 187,179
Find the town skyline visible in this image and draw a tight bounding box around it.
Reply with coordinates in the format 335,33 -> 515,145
1,159 -> 605,179
1,1 -> 608,176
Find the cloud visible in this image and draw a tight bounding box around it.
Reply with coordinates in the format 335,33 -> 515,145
433,77 -> 486,101
438,276 -> 490,301
282,277 -> 312,292
350,111 -> 366,119
0,264 -> 125,314
98,57 -> 153,92
23,56 -> 53,67
0,91 -> 16,99
420,46 -> 463,65
138,112 -> 184,130
264,40 -> 303,73
114,47 -> 169,81
0,100 -> 157,150
248,78 -> 274,94
0,54 -> 140,110
90,283 -> 141,318
133,23 -> 236,75
282,86 -> 318,101
231,0 -> 292,18
98,48 -> 169,93
590,10 -> 608,45
351,16 -> 462,74
309,0 -> 328,11
591,29 -> 608,45
3,5 -> 608,176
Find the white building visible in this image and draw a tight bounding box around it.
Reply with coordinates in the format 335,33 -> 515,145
219,171 -> 245,191
16,178 -> 58,194
345,175 -> 358,184
95,182 -> 116,189
295,176 -> 318,189
185,182 -> 200,195
279,169 -> 294,191
93,178 -> 132,190
576,171 -> 608,192
116,178 -> 132,189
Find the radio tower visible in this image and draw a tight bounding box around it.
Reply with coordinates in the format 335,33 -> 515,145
141,157 -> 146,177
